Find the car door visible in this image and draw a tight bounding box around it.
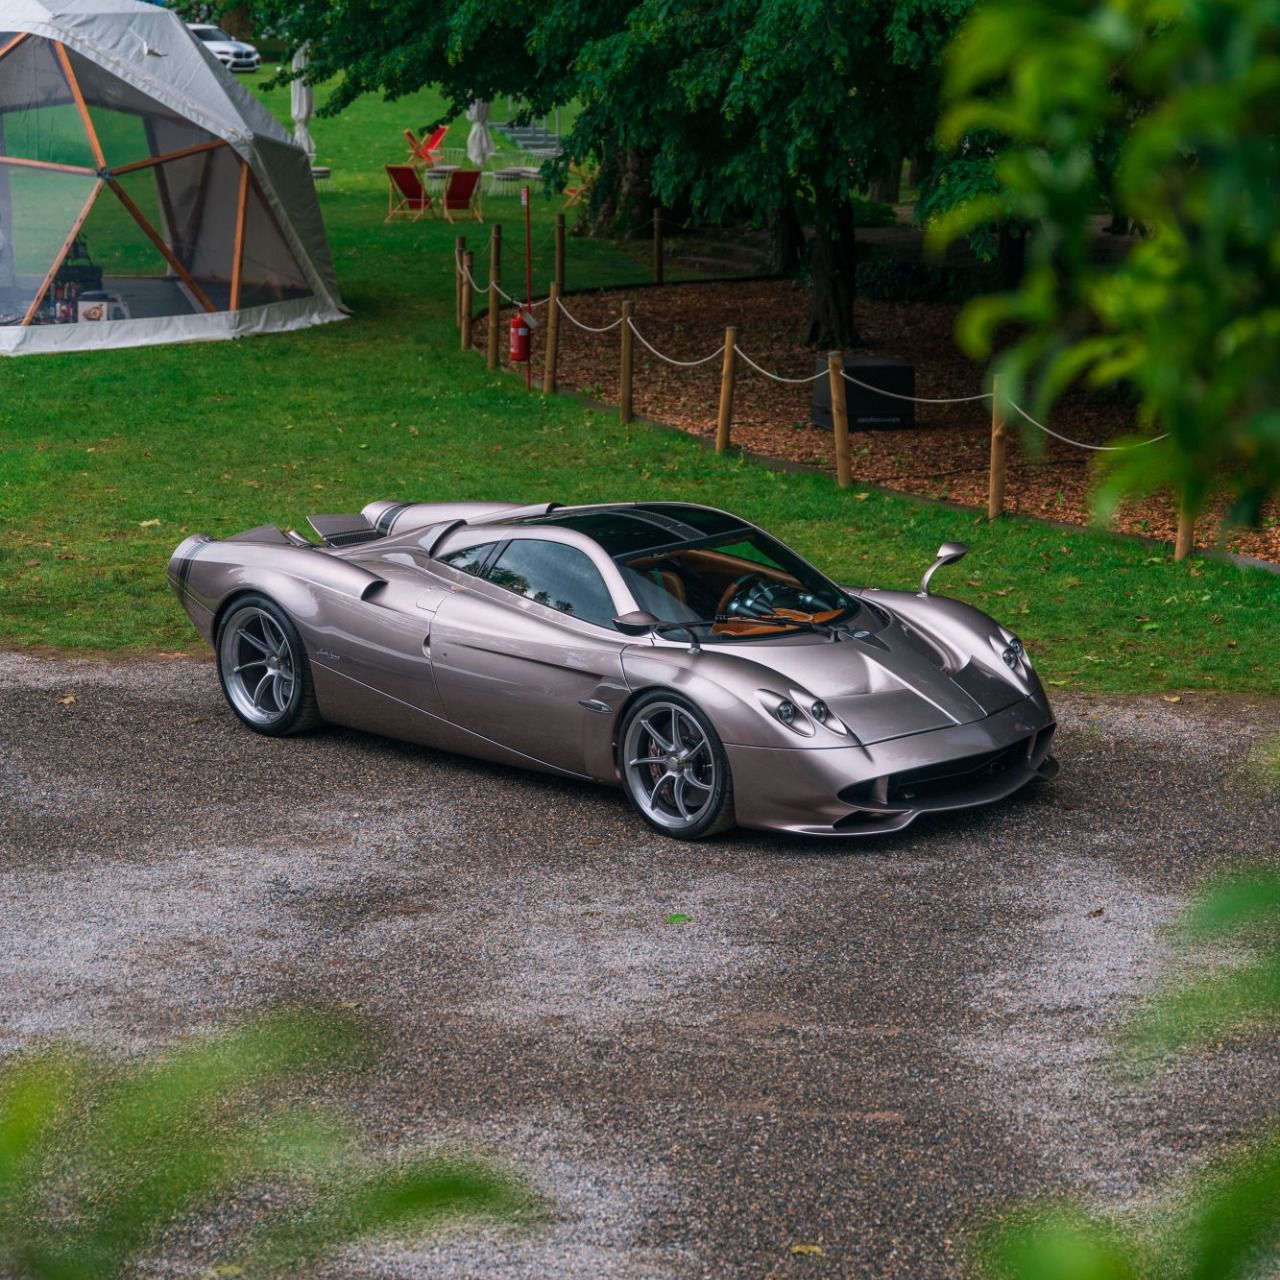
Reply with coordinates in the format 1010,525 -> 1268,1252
429,534 -> 631,776
307,555 -> 446,720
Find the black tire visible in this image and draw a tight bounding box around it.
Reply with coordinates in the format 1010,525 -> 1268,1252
215,593 -> 323,737
618,690 -> 735,840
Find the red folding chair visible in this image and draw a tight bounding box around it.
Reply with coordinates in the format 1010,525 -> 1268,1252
405,125 -> 448,166
385,164 -> 433,222
440,169 -> 483,223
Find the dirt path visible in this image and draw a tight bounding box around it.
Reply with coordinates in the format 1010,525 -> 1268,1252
2,652 -> 1277,1277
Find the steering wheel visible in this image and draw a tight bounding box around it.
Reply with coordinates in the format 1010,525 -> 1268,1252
717,572 -> 779,619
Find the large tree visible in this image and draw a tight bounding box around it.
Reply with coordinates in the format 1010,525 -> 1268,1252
255,0 -> 970,348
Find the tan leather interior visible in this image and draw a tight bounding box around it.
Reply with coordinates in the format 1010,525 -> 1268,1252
711,607 -> 842,637
630,548 -> 801,606
657,569 -> 686,603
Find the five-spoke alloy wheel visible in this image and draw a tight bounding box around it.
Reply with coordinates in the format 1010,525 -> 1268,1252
215,594 -> 321,736
620,692 -> 734,839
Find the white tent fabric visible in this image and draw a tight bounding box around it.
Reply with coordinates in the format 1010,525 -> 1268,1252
290,45 -> 314,162
0,0 -> 345,356
466,99 -> 493,168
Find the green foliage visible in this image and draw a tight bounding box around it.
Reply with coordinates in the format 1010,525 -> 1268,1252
0,1012 -> 528,1279
914,135 -> 1011,262
933,0 -> 1280,529
975,870 -> 1280,1280
250,0 -> 977,342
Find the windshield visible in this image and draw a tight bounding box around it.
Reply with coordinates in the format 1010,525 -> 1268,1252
618,530 -> 857,638
193,27 -> 233,41
517,504 -> 858,640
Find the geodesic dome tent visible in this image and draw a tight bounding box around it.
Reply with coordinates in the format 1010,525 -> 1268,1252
0,0 -> 344,354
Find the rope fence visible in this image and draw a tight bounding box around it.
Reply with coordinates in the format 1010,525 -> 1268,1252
453,228 -> 1194,558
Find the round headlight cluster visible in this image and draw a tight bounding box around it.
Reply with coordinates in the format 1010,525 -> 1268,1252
757,690 -> 849,737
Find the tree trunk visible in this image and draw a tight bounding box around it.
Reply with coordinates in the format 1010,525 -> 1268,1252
805,197 -> 858,348
996,223 -> 1028,289
585,149 -> 653,239
771,202 -> 805,275
869,150 -> 903,206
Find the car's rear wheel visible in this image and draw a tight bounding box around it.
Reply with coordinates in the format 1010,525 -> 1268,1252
216,594 -> 322,736
619,692 -> 735,839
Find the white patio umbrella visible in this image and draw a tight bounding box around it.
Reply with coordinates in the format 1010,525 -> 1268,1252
291,46 -> 316,163
466,100 -> 495,167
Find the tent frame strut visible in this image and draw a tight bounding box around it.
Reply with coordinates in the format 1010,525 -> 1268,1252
53,42 -> 106,170
230,160 -> 249,310
0,33 -> 27,63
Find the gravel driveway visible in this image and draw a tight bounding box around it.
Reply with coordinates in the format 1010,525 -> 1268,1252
2,651 -> 1278,1278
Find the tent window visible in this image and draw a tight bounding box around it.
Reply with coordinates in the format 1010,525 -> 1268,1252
0,165 -> 98,324
65,47 -> 219,170
0,35 -> 96,169
236,177 -> 312,309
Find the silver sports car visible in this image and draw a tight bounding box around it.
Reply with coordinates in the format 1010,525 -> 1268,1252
169,500 -> 1058,839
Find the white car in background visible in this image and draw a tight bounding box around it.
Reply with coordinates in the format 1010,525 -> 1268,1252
187,23 -> 261,73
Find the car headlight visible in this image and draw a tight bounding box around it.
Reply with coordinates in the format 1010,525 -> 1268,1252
757,690 -> 849,738
991,632 -> 1033,673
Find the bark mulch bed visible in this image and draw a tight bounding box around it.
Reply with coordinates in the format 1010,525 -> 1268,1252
475,277 -> 1280,565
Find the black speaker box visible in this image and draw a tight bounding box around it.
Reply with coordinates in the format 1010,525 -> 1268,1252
811,356 -> 915,430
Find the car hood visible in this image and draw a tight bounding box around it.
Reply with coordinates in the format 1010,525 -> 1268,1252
712,622 -> 1029,745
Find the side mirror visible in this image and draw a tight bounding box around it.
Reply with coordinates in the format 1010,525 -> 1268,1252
918,541 -> 969,597
613,610 -> 660,636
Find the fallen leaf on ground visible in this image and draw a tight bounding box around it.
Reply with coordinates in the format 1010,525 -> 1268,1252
665,913 -> 691,925
56,692 -> 76,706
791,1243 -> 824,1256
137,518 -> 161,528
1162,695 -> 1182,703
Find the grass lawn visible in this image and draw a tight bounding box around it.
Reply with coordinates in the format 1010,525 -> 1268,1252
0,72 -> 1276,695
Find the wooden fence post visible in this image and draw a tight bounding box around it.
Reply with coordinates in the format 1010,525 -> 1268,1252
487,278 -> 499,371
828,351 -> 851,489
1175,504 -> 1194,562
544,282 -> 561,395
715,326 -> 737,453
454,234 -> 466,329
653,207 -> 664,285
619,300 -> 634,424
988,374 -> 1007,520
460,251 -> 474,352
490,223 -> 502,281
554,214 -> 566,292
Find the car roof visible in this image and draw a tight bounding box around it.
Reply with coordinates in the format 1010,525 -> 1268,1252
510,503 -> 752,558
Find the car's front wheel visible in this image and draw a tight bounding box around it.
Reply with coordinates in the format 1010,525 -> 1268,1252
215,594 -> 322,736
619,692 -> 735,839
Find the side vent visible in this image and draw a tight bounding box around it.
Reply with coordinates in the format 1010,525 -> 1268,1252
308,514 -> 379,547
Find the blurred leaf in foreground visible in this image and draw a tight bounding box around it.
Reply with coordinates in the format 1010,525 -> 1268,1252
0,1010 -> 532,1279
974,866 -> 1280,1280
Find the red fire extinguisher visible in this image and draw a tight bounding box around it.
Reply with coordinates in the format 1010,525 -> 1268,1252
509,308 -> 530,364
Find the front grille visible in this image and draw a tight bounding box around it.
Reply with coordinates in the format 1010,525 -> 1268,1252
888,741 -> 1026,804
839,736 -> 1035,809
